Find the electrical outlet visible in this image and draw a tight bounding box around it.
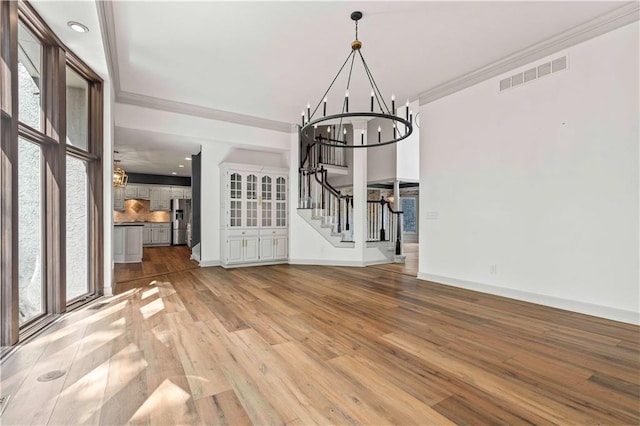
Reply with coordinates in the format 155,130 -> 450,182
490,265 -> 497,275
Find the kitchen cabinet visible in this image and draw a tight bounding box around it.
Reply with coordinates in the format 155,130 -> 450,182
113,225 -> 143,263
142,226 -> 152,245
124,184 -> 151,200
114,187 -> 125,211
143,223 -> 171,246
220,163 -> 288,267
170,187 -> 185,199
150,187 -> 170,211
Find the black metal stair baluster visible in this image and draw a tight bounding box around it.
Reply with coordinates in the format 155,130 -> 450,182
395,211 -> 402,255
380,197 -> 386,241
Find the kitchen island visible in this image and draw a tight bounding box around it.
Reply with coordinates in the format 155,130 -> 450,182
114,223 -> 144,263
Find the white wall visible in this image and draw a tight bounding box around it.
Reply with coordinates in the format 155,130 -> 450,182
419,22 -> 639,324
396,100 -> 420,182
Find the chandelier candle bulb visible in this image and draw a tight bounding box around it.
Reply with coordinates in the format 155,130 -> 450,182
301,111 -> 305,126
298,11 -> 412,149
410,111 -> 413,124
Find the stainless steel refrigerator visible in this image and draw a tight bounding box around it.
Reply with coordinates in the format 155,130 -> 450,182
171,199 -> 191,245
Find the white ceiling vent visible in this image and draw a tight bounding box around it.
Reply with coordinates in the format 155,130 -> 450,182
500,55 -> 568,92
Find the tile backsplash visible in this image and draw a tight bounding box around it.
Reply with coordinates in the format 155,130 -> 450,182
114,199 -> 170,223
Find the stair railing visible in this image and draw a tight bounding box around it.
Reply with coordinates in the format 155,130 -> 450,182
366,196 -> 403,255
300,138 -> 347,170
298,164 -> 353,239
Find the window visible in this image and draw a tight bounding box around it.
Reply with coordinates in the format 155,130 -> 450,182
401,197 -> 417,233
18,138 -> 44,325
66,155 -> 89,301
66,66 -> 89,150
17,21 -> 42,131
1,2 -> 103,348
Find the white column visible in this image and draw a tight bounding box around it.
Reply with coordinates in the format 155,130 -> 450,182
351,121 -> 368,264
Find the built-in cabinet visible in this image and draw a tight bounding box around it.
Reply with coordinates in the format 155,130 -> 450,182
221,163 -> 288,267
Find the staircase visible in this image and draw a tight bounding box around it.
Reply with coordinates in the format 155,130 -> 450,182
298,139 -> 405,263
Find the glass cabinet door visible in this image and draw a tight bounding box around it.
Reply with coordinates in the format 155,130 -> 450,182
229,172 -> 242,227
246,174 -> 258,227
275,176 -> 287,227
261,176 -> 272,227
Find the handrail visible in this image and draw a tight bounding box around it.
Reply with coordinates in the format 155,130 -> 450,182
366,196 -> 404,255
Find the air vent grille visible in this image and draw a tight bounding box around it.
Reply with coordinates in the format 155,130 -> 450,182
500,55 -> 568,92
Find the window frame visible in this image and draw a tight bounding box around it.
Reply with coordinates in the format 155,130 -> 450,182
1,0 -> 103,349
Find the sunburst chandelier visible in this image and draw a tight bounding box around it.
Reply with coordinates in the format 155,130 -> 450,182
300,11 -> 413,148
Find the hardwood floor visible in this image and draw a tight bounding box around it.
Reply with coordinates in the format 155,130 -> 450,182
114,245 -> 198,285
370,243 -> 418,276
1,264 -> 638,424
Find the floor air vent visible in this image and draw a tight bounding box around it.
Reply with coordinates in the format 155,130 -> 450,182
500,55 -> 567,92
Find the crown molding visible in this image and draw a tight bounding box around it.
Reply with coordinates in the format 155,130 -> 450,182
95,0 -> 120,94
116,91 -> 292,133
419,2 -> 640,105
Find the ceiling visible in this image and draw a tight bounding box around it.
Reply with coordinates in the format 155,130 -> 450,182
31,1 -> 630,176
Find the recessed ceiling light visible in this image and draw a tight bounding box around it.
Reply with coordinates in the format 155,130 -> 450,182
171,172 -> 177,175
178,164 -> 184,168
67,21 -> 89,33
185,157 -> 192,161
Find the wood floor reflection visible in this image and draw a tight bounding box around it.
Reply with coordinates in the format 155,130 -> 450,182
114,245 -> 198,288
2,263 -> 638,424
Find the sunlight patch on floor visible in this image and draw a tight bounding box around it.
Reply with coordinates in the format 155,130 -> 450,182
140,298 -> 165,320
129,379 -> 191,424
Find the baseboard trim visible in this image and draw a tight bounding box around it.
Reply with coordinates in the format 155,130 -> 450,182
199,260 -> 221,267
364,259 -> 393,266
417,273 -> 639,325
289,259 -> 365,267
221,260 -> 288,269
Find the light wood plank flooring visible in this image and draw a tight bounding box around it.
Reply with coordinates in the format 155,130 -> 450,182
370,243 -> 418,276
2,264 -> 638,424
114,245 -> 198,285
